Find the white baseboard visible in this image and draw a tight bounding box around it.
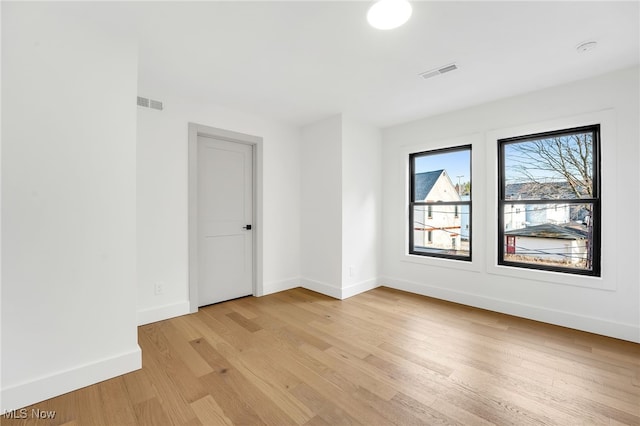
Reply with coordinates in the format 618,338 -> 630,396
262,278 -> 300,296
300,277 -> 379,300
137,301 -> 190,326
300,278 -> 342,299
381,276 -> 640,343
342,278 -> 379,299
1,347 -> 141,413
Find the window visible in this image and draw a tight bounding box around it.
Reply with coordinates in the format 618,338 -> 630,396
409,145 -> 471,260
498,125 -> 600,276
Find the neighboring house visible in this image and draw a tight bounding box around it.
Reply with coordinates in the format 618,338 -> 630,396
527,203 -> 571,225
414,170 -> 462,251
505,182 -> 572,228
504,202 -> 527,231
504,223 -> 589,265
460,194 -> 470,240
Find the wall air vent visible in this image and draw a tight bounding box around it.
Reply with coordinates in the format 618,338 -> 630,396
419,63 -> 459,80
137,96 -> 163,111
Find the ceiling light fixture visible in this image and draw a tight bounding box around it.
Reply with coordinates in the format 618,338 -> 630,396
367,0 -> 412,30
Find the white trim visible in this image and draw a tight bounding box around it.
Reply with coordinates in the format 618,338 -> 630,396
300,278 -> 342,299
188,123 -> 264,313
400,133 -> 484,273
485,109 -> 617,290
261,278 -> 300,296
381,276 -> 639,343
137,301 -> 190,326
299,278 -> 379,300
342,278 -> 379,299
0,347 -> 141,412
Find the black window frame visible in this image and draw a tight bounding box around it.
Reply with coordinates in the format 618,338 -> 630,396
498,125 -> 601,276
409,145 -> 472,261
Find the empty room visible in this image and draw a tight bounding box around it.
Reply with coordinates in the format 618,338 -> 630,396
2,1 -> 639,425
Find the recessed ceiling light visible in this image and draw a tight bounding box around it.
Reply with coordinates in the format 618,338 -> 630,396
367,0 -> 412,30
576,41 -> 598,53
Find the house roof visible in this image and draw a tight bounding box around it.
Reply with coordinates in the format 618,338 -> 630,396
505,223 -> 588,240
505,182 -> 588,200
415,170 -> 444,201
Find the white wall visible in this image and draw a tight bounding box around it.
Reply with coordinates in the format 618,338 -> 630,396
138,96 -> 381,320
137,94 -> 302,323
299,114 -> 382,299
341,118 -> 382,297
1,3 -> 141,411
300,115 -> 343,296
381,67 -> 640,342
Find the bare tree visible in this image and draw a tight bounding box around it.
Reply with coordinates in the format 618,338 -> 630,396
506,133 -> 593,199
504,131 -> 595,269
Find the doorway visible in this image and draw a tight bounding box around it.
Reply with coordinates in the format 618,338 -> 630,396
188,123 -> 263,311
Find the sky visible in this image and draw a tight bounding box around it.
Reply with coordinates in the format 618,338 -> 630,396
414,149 -> 470,185
502,133 -> 594,185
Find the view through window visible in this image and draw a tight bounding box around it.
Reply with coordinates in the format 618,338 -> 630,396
498,125 -> 601,276
409,145 -> 471,260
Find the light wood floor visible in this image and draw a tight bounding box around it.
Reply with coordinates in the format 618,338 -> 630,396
3,287 -> 639,425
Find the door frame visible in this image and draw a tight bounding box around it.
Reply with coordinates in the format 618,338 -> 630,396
188,122 -> 263,313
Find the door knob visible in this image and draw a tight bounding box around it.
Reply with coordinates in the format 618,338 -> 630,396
243,225 -> 252,230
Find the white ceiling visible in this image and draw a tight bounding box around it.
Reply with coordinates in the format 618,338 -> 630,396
126,1 -> 638,127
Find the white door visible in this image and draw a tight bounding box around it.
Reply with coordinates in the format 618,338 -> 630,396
197,136 -> 253,306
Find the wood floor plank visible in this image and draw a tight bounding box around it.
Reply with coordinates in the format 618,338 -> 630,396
133,397 -> 174,426
198,371 -> 264,425
225,311 -> 263,333
197,308 -> 258,353
227,351 -> 315,423
428,396 -> 496,426
300,343 -> 398,400
96,377 -> 138,426
3,287 -> 639,425
447,364 -> 581,424
122,367 -> 158,406
74,384 -> 110,426
190,395 -> 233,426
140,326 -> 210,405
289,382 -> 361,426
161,320 -> 214,377
303,415 -> 335,426
225,297 -> 261,320
190,337 -> 299,425
391,391 -> 464,426
136,330 -> 201,425
353,386 -> 449,426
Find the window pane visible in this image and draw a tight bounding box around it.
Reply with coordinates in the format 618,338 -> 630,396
502,202 -> 594,271
413,205 -> 470,258
504,131 -> 594,200
414,150 -> 470,202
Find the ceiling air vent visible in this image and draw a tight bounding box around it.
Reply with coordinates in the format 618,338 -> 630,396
137,96 -> 163,111
137,96 -> 149,107
149,99 -> 163,111
419,63 -> 459,80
